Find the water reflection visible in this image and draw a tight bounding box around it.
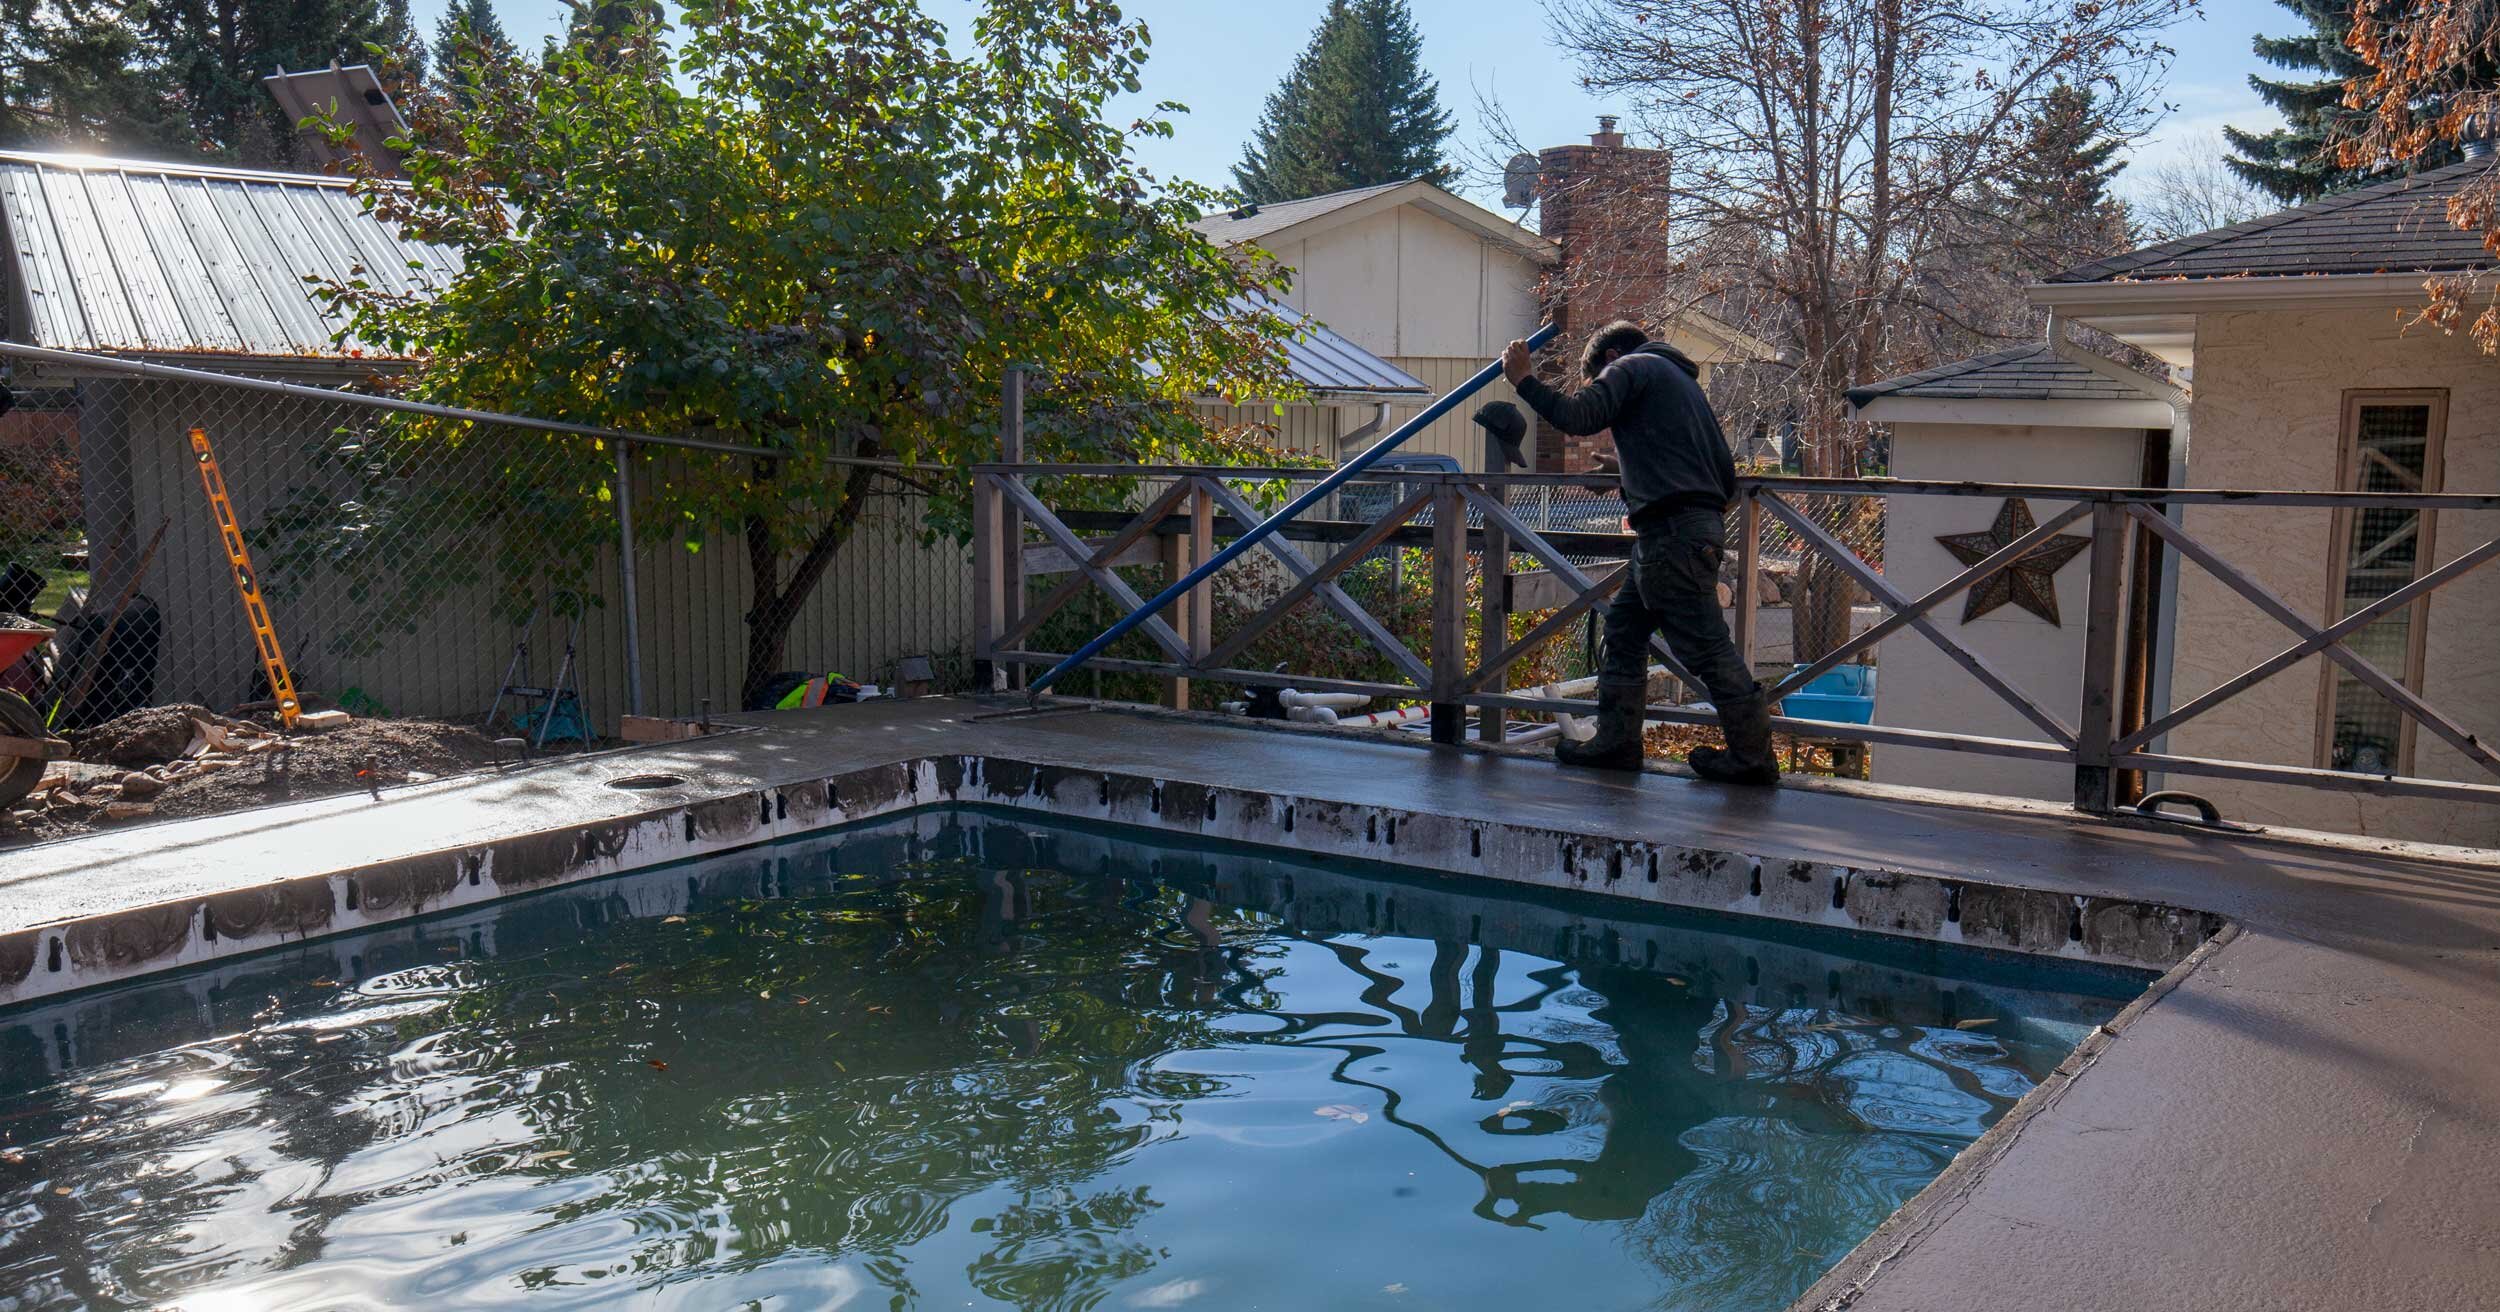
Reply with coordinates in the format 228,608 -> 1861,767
0,811 -> 2138,1311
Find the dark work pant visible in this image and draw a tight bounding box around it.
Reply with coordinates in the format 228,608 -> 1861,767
1599,508 -> 1758,706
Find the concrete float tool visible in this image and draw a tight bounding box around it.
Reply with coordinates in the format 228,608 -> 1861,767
981,324 -> 1559,720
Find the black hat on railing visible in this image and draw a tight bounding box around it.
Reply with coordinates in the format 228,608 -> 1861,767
1472,401 -> 1529,469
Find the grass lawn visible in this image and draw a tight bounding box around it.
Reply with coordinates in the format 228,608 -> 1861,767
30,566 -> 87,621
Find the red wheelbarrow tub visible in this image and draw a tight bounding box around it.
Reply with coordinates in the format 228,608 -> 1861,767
0,624 -> 71,808
0,623 -> 55,669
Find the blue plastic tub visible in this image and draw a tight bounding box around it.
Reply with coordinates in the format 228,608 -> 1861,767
1781,664 -> 1876,724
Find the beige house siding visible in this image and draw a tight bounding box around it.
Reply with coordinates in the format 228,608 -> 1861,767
1265,205 -> 1542,360
2169,306 -> 2500,844
1874,422 -> 2150,801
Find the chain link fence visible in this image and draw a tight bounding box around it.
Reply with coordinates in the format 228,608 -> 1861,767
0,349 -> 975,743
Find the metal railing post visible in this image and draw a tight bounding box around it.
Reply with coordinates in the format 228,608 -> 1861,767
613,439 -> 645,718
1430,480 -> 1467,745
2074,498 -> 2127,813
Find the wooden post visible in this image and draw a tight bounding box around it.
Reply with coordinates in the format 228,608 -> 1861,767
1733,488 -> 1762,674
1429,482 -> 1466,744
973,472 -> 1004,691
1157,491 -> 1193,710
2074,499 -> 2127,813
1000,368 -> 1029,689
1476,457 -> 1510,746
1186,482 -> 1214,696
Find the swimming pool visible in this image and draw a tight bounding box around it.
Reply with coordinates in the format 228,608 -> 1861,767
0,809 -> 2144,1310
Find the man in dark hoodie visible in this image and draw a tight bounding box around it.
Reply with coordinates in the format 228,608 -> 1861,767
1501,321 -> 1776,785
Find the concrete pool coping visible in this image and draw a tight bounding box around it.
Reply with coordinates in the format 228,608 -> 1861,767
3,697 -> 2495,1310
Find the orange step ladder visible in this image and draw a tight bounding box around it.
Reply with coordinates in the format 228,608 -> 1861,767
189,427 -> 302,728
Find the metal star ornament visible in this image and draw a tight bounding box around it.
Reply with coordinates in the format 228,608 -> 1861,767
1935,498 -> 2091,625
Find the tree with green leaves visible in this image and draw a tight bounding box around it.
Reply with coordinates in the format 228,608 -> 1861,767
312,2 -> 1297,708
2222,0 -> 2486,201
0,0 -> 186,153
433,0 -> 515,108
1232,0 -> 1456,203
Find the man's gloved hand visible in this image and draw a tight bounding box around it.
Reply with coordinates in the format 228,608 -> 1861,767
1471,401 -> 1529,469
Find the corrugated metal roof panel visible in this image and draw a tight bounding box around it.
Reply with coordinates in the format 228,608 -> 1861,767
1238,293 -> 1426,396
0,149 -> 439,359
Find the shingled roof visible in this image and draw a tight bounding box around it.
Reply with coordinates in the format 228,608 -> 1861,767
1191,181 -> 1413,246
1845,344 -> 2162,407
2049,158 -> 2494,284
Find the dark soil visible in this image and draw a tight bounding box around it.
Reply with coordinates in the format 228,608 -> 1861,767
147,717 -> 509,821
69,703 -> 261,769
3,707 -> 597,848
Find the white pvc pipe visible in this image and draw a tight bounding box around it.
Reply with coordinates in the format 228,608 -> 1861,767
1337,704 -> 1432,729
1280,689 -> 1370,711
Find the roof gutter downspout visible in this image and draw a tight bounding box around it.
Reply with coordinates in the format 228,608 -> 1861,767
2047,313 -> 2190,791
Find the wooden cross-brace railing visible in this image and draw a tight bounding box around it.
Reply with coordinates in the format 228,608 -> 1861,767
977,462 -> 2500,818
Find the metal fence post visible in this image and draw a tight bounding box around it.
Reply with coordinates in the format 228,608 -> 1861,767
613,438 -> 645,718
2074,498 -> 2127,813
1429,481 -> 1466,745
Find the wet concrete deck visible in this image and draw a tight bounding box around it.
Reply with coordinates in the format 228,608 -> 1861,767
4,698 -> 2496,1310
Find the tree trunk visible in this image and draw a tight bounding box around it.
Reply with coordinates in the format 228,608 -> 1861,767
739,461 -> 881,710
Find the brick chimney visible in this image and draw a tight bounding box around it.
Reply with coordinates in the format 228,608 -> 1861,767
1533,116 -> 1674,471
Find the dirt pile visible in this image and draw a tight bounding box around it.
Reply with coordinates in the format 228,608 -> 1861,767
4,710 -> 528,847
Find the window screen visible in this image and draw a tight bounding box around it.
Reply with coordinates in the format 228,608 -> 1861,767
2325,399 -> 2440,774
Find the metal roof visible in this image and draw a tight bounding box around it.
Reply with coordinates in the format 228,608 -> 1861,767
1846,344 -> 2161,406
0,149 -> 1424,394
0,148 -> 457,360
2049,158 -> 2494,284
1193,181 -> 1413,246
1240,292 -> 1426,397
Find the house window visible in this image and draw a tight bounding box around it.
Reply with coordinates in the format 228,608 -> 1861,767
2321,391 -> 2447,775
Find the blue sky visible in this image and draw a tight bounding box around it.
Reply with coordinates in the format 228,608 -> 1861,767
426,0 -> 2291,204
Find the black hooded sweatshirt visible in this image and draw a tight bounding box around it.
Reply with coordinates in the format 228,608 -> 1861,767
1514,341 -> 1737,523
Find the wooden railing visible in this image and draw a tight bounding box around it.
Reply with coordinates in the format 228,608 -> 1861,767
973,460 -> 2500,817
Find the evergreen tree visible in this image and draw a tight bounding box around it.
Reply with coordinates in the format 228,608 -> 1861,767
2221,0 -> 2483,202
1,0 -> 187,153
2005,83 -> 2130,259
434,0 -> 517,107
147,0 -> 427,165
1232,0 -> 1455,203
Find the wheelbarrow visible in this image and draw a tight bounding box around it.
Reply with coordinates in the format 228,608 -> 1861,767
0,624 -> 70,809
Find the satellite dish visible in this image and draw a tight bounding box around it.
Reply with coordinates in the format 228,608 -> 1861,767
1501,152 -> 1540,209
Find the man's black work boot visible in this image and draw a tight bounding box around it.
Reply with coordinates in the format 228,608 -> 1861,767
1555,678 -> 1648,771
1688,684 -> 1780,786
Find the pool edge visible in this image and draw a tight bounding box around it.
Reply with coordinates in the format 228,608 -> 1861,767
0,751 -> 2224,1011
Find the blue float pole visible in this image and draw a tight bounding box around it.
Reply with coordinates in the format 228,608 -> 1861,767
1023,323 -> 1559,699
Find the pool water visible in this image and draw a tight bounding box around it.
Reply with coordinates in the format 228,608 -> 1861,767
0,810 -> 2142,1311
